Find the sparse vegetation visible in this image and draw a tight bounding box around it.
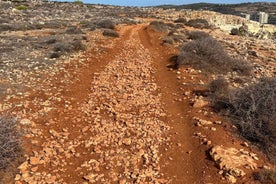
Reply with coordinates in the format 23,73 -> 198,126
210,77 -> 276,162
102,29 -> 119,37
149,21 -> 168,32
187,31 -> 210,40
254,169 -> 276,183
174,17 -> 187,24
65,26 -> 84,34
73,0 -> 83,5
228,78 -> 276,162
230,24 -> 249,36
97,19 -> 116,30
176,37 -> 252,75
185,19 -> 210,29
0,115 -> 22,180
15,5 -> 28,11
162,36 -> 174,45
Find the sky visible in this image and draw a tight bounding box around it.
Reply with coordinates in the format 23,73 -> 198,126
56,0 -> 276,6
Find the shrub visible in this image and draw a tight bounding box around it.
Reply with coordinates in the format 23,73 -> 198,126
162,36 -> 174,45
65,26 -> 84,34
230,28 -> 239,35
49,52 -> 61,59
54,42 -> 73,52
45,38 -> 57,44
71,39 -> 86,50
174,17 -> 187,24
73,0 -> 83,5
227,78 -> 276,162
15,5 -> 28,11
209,77 -> 276,162
176,37 -> 252,75
102,29 -> 119,37
254,169 -> 276,183
97,19 -> 115,30
208,77 -> 231,111
188,31 -> 210,40
149,21 -> 168,32
53,40 -> 85,53
0,115 -> 22,170
185,19 -> 210,29
230,24 -> 249,36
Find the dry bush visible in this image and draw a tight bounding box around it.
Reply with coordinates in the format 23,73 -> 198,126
174,17 -> 187,24
0,115 -> 22,171
149,21 -> 168,32
65,26 -> 84,34
185,19 -> 210,29
71,39 -> 86,50
162,36 -> 174,45
54,42 -> 73,52
209,77 -> 276,162
228,78 -> 276,162
176,37 -> 252,75
254,169 -> 276,183
188,31 -> 210,40
97,19 -> 115,30
230,24 -> 249,36
208,77 -> 231,111
102,29 -> 119,37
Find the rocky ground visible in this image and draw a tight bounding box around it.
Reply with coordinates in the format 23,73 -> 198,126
0,0 -> 275,184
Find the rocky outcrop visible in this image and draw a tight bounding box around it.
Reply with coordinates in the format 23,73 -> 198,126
210,145 -> 258,183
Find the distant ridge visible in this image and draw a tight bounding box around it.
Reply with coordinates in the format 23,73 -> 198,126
155,2 -> 276,25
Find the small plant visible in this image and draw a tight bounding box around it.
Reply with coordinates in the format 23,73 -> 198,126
254,169 -> 276,183
65,26 -> 84,34
15,5 -> 28,11
174,17 -> 187,24
97,19 -> 115,30
230,24 -> 249,36
187,31 -> 210,40
73,0 -> 83,5
149,21 -> 168,32
176,37 -> 252,75
162,36 -> 174,45
185,19 -> 210,29
0,115 -> 22,170
102,29 -> 119,37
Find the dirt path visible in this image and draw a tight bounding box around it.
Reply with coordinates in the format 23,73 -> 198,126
11,24 -> 225,184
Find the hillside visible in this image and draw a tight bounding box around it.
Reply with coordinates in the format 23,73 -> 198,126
157,2 -> 276,24
0,0 -> 275,184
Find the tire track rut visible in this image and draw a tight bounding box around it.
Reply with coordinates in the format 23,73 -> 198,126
16,25 -> 171,184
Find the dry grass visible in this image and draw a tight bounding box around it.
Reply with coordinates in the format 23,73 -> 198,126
176,37 -> 252,75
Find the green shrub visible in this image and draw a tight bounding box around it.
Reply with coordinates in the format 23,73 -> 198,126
15,5 -> 28,11
73,0 -> 83,5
